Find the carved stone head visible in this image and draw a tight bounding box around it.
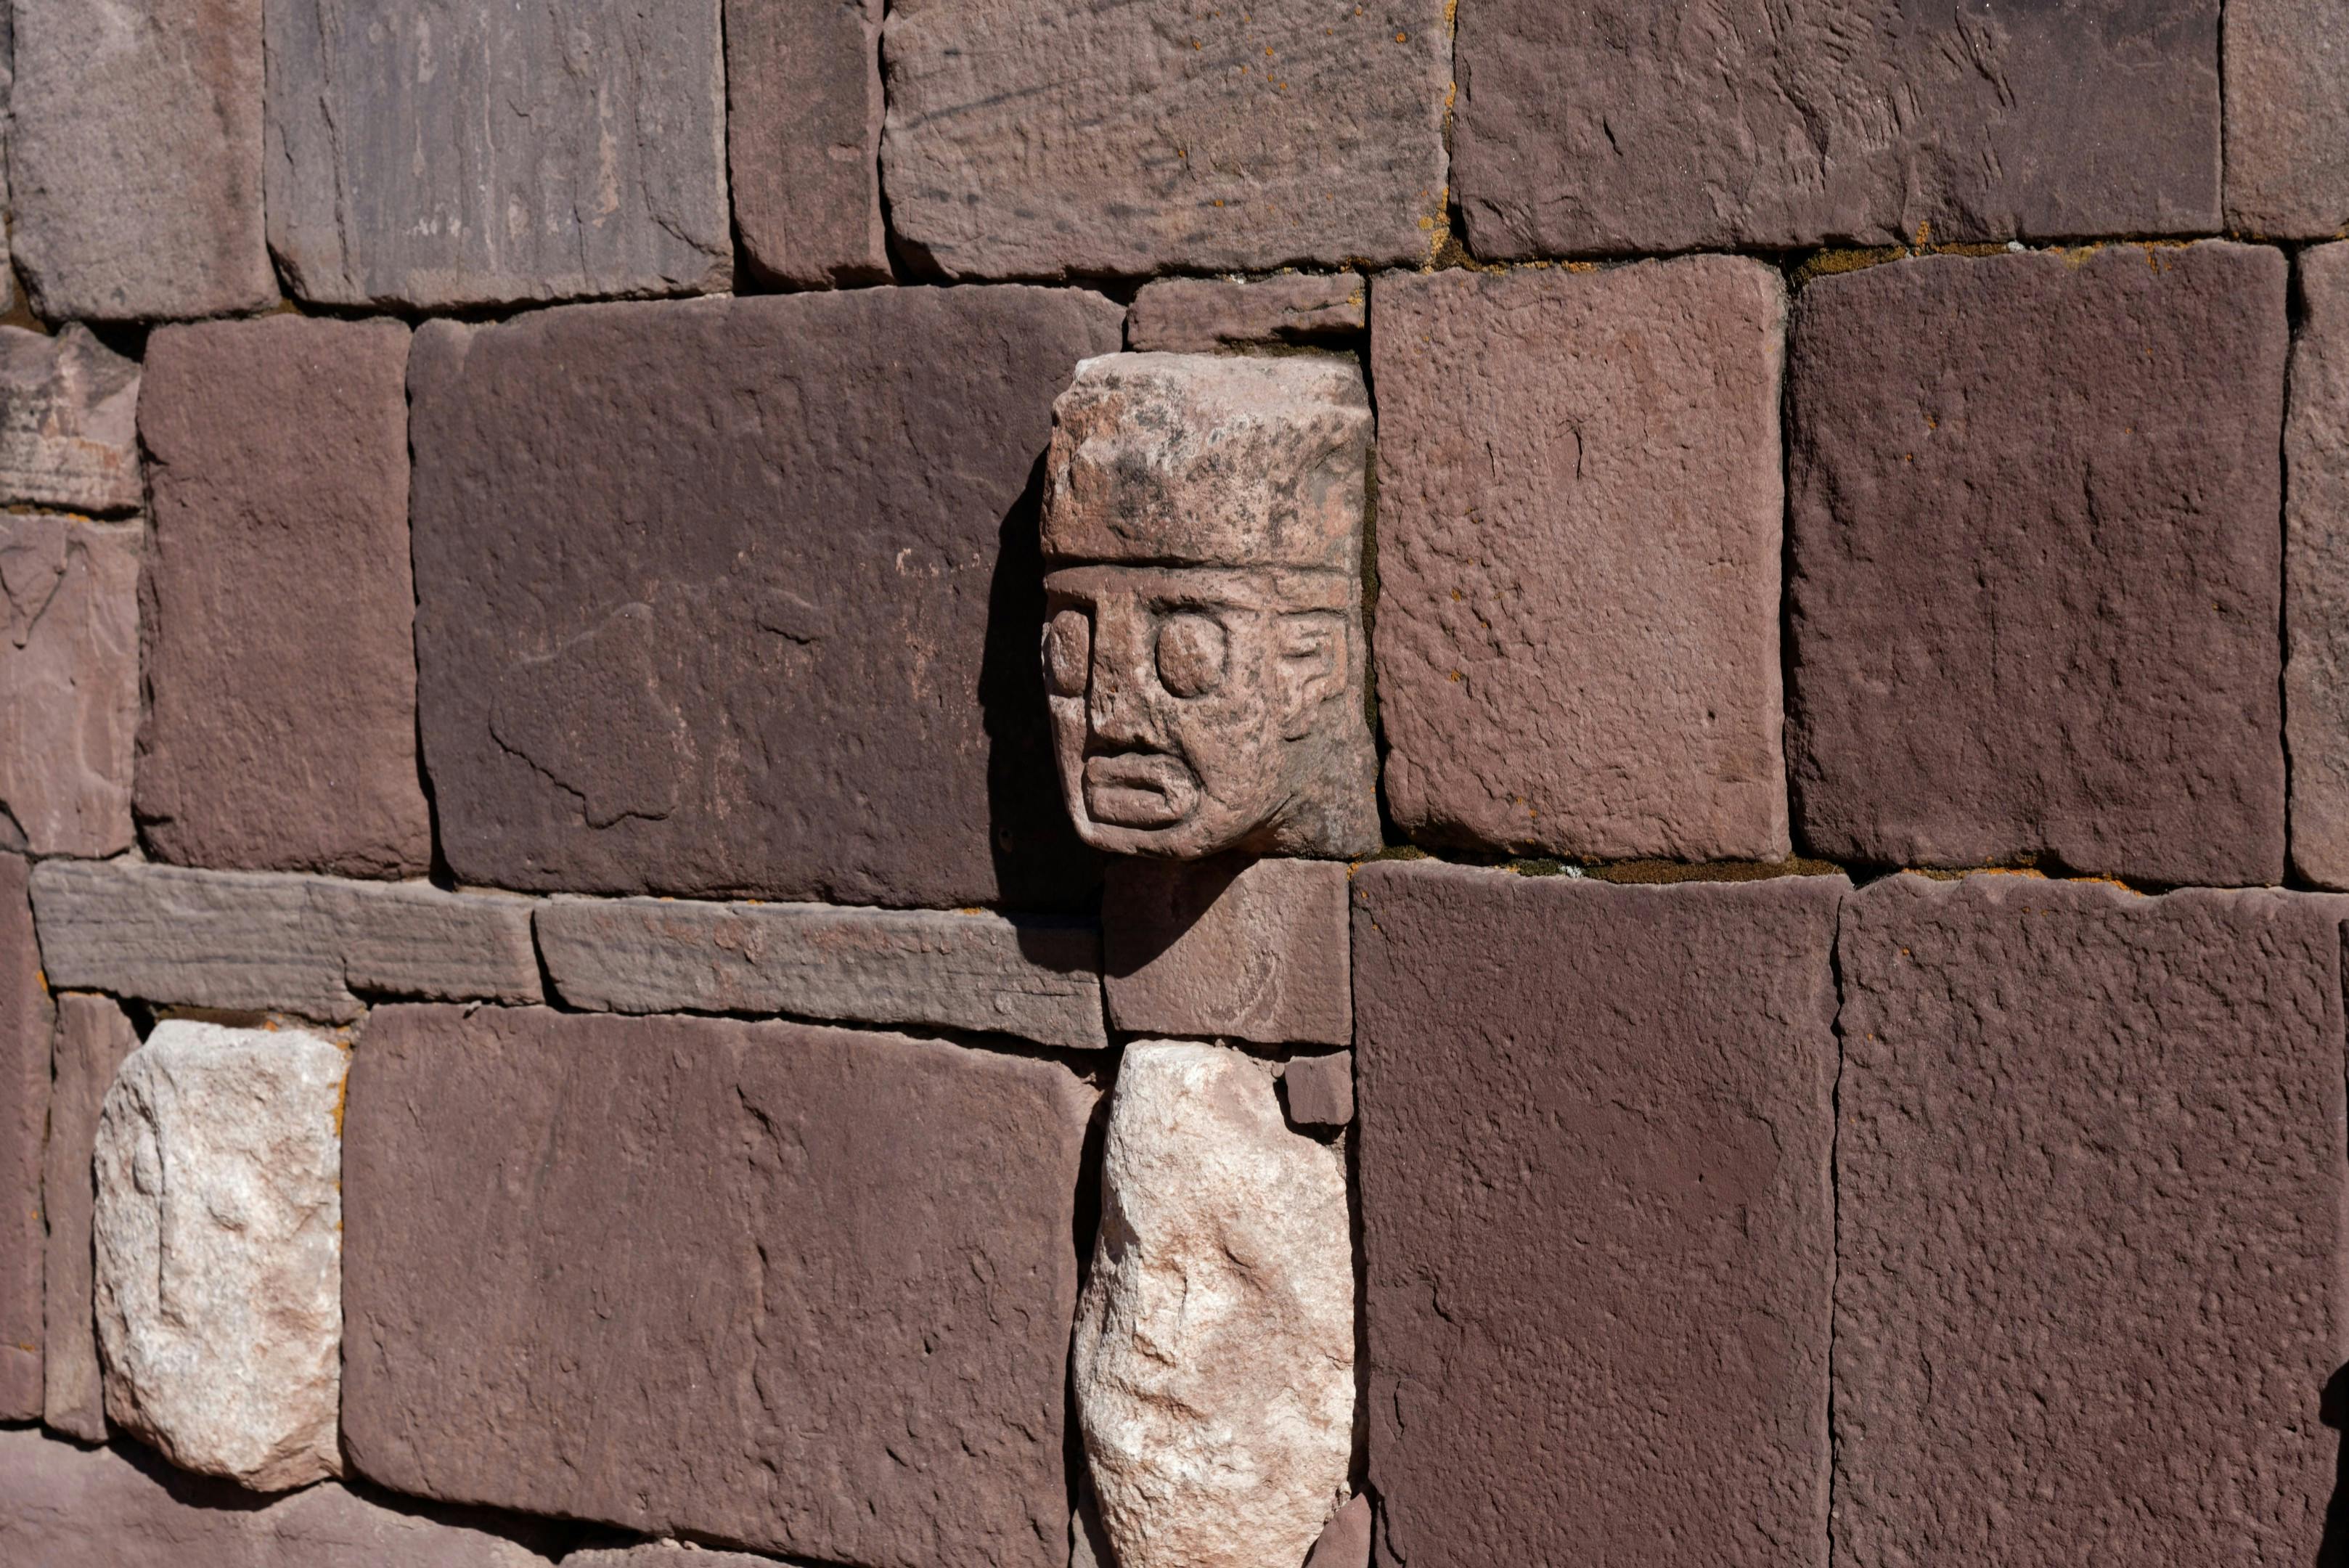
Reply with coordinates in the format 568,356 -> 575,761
1040,353 -> 1378,859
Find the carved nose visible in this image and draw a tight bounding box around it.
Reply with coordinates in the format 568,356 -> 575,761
1087,603 -> 1164,749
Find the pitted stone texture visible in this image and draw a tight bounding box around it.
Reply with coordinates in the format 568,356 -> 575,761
882,0 -> 1447,279
343,1006 -> 1093,1568
1789,245 -> 2287,887
95,1021 -> 345,1493
2285,245 -> 2349,886
1127,274 -> 1366,352
412,288 -> 1119,910
568,1547 -> 817,1567
0,852 -> 50,1420
1281,1051 -> 1352,1129
137,315 -> 430,878
9,0 -> 277,321
1075,1041 -> 1353,1568
0,515 -> 139,857
536,897 -> 1104,1048
1104,855 -> 1351,1045
266,0 -> 729,309
1305,1495 -> 1373,1568
0,325 -> 142,514
1352,861 -> 1840,1568
1373,260 -> 1789,862
728,0 -> 888,287
43,995 -> 139,1442
1835,873 -> 2346,1562
1453,1 -> 2219,259
2226,0 -> 2349,237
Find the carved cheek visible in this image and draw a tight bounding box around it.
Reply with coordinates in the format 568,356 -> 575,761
1043,608 -> 1092,698
1154,612 -> 1227,698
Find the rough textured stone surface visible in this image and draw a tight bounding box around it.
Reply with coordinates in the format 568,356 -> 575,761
137,315 -> 430,878
1075,1041 -> 1353,1568
343,1005 -> 1094,1568
727,0 -> 888,287
30,859 -> 543,1022
1104,854 -> 1351,1044
0,515 -> 139,856
43,995 -> 139,1442
266,0 -> 730,309
1127,273 -> 1365,352
1836,873 -> 2346,1562
0,325 -> 142,514
0,851 -> 49,1419
1373,260 -> 1789,862
881,0 -> 1448,279
1352,860 -> 1841,1567
568,1547 -> 815,1567
2286,244 -> 2349,887
1305,1495 -> 1373,1568
1789,245 -> 2287,887
95,1021 -> 345,1493
1453,1 -> 2221,258
536,897 -> 1103,1048
2226,0 -> 2349,237
8,0 -> 277,320
1281,1051 -> 1352,1129
411,287 -> 1120,910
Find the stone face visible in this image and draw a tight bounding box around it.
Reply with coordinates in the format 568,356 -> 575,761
1127,274 -> 1366,353
1788,244 -> 2287,887
1281,1051 -> 1353,1130
266,0 -> 730,309
0,325 -> 142,514
0,515 -> 139,856
137,315 -> 430,878
1373,260 -> 1790,862
536,897 -> 1104,1049
0,852 -> 50,1420
1104,854 -> 1352,1045
2226,0 -> 2349,237
94,1021 -> 346,1493
1305,1495 -> 1373,1568
43,995 -> 139,1442
343,1005 -> 1094,1568
1352,860 -> 1841,1568
1835,873 -> 2346,1561
1453,1 -> 2221,258
881,0 -> 1448,279
2286,245 -> 2349,887
9,0 -> 277,320
1074,1042 -> 1354,1568
727,0 -> 889,287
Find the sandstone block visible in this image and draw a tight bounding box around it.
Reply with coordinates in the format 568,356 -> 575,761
1373,260 -> 1790,862
568,1547 -> 814,1567
881,0 -> 1447,278
1352,860 -> 1842,1567
95,1021 -> 345,1492
1305,1495 -> 1373,1568
410,287 -> 1120,910
1104,855 -> 1351,1045
266,0 -> 730,309
0,852 -> 50,1419
1074,1041 -> 1353,1568
343,1005 -> 1094,1568
536,897 -> 1103,1048
0,325 -> 142,514
0,515 -> 139,856
1281,1051 -> 1352,1129
1453,0 -> 2220,258
1788,245 -> 2287,886
1127,274 -> 1365,352
2286,244 -> 2349,887
1835,873 -> 2347,1561
42,995 -> 139,1442
2226,0 -> 2349,237
727,0 -> 889,287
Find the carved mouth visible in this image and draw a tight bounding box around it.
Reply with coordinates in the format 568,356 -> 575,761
1083,752 -> 1198,830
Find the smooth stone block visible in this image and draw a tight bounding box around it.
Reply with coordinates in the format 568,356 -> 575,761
2285,244 -> 2349,887
2225,0 -> 2349,237
0,325 -> 142,515
1280,1051 -> 1352,1130
0,852 -> 52,1420
1104,856 -> 1352,1045
727,0 -> 889,287
1126,274 -> 1365,352
43,995 -> 139,1442
0,515 -> 139,857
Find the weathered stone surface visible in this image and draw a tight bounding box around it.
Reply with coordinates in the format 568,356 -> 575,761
43,995 -> 139,1442
567,1546 -> 814,1567
1453,1 -> 2220,258
0,515 -> 139,856
1789,245 -> 2287,887
8,0 -> 277,320
30,859 -> 544,1022
0,325 -> 142,514
1373,260 -> 1789,862
1352,860 -> 1841,1567
137,315 -> 430,878
1104,854 -> 1351,1044
1127,274 -> 1365,352
1075,1041 -> 1353,1568
1305,1495 -> 1373,1568
1836,873 -> 2345,1561
727,0 -> 888,287
2286,245 -> 2349,887
536,897 -> 1103,1048
881,0 -> 1448,279
1070,1485 -> 1114,1568
411,287 -> 1119,910
95,1021 -> 345,1492
0,851 -> 50,1419
266,0 -> 730,309
2226,0 -> 2349,237
343,1006 -> 1094,1568
1281,1051 -> 1352,1130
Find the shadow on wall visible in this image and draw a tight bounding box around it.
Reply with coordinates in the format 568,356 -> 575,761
2322,1364 -> 2349,1565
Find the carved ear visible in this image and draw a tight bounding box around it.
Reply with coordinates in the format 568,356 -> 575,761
1273,612 -> 1347,740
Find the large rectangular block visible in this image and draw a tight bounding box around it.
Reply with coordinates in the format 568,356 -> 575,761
342,1005 -> 1095,1568
1834,873 -> 2347,1561
2225,0 -> 2349,237
0,852 -> 51,1418
1352,861 -> 1842,1568
2286,244 -> 2349,888
1787,245 -> 2287,886
727,0 -> 889,287
1372,260 -> 1789,862
0,515 -> 139,857
41,994 -> 138,1442
409,287 -> 1122,910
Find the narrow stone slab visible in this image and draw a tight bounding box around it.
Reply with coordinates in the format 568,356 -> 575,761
2226,0 -> 2349,237
2286,244 -> 2349,887
42,995 -> 139,1442
536,897 -> 1104,1048
0,326 -> 142,514
1104,856 -> 1351,1045
1352,860 -> 1842,1567
569,1547 -> 812,1567
1127,274 -> 1365,352
727,0 -> 888,287
1835,874 -> 2346,1561
343,1006 -> 1094,1568
0,516 -> 139,857
0,852 -> 51,1419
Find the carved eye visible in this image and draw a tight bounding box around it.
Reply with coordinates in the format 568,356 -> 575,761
1043,609 -> 1091,698
1156,612 -> 1227,698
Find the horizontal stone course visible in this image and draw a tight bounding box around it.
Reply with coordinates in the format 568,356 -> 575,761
1125,274 -> 1365,352
0,515 -> 139,857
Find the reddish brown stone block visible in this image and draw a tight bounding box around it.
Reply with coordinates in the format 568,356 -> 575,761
0,515 -> 139,857
1105,855 -> 1352,1046
727,0 -> 889,286
42,995 -> 139,1442
1352,860 -> 1841,1568
2226,0 -> 2349,237
0,852 -> 49,1420
2287,244 -> 2349,887
1126,274 -> 1365,352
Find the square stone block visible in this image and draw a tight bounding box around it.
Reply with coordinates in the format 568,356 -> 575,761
0,852 -> 51,1420
2226,0 -> 2349,237
727,0 -> 890,287
0,515 -> 139,857
1787,244 -> 2287,886
2286,244 -> 2349,888
1104,856 -> 1351,1046
41,995 -> 138,1442
0,325 -> 142,515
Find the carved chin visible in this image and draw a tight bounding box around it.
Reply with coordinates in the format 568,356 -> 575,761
1083,753 -> 1198,830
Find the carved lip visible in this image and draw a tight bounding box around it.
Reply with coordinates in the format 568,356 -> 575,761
1083,752 -> 1197,829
